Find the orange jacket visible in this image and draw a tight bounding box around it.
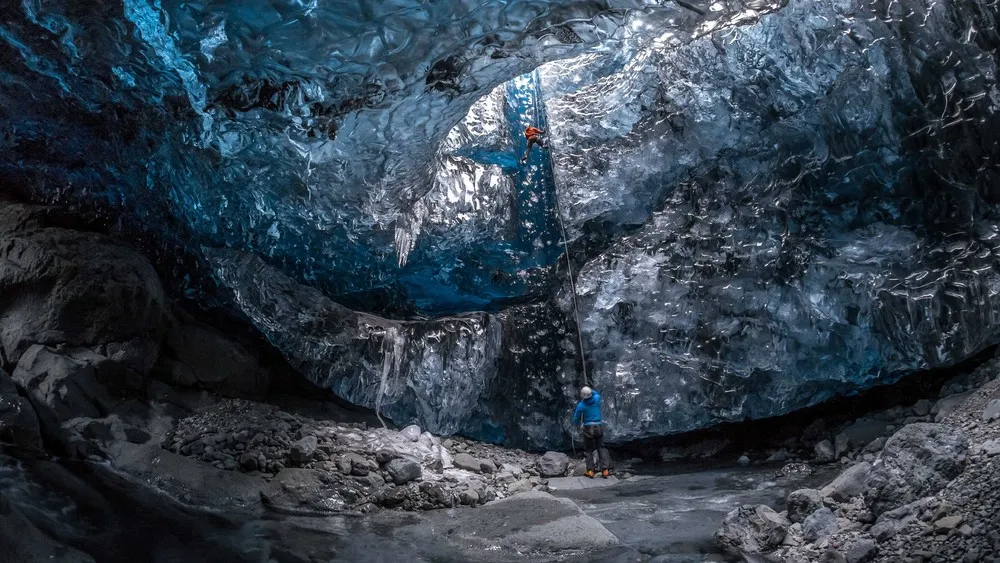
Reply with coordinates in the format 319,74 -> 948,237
524,126 -> 544,138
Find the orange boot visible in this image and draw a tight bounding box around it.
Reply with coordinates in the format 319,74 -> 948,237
601,469 -> 610,478
584,469 -> 595,478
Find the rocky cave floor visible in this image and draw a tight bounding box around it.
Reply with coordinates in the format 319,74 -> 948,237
3,346 -> 1000,562
718,355 -> 1000,563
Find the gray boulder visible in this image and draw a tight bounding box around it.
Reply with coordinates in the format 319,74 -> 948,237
802,507 -> 839,542
385,458 -> 421,484
289,435 -> 318,465
260,468 -> 346,513
715,504 -> 789,556
845,539 -> 877,563
786,489 -> 824,524
12,346 -> 119,441
0,369 -> 41,450
984,399 -> 1000,422
453,452 -> 482,472
537,451 -> 570,477
400,425 -> 422,442
863,423 -> 968,515
0,204 -> 166,374
820,462 -> 871,502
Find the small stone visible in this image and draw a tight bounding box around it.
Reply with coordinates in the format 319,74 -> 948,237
335,454 -> 353,475
802,507 -> 839,542
385,458 -> 421,485
479,459 -> 497,474
507,479 -> 533,495
845,538 -> 877,563
983,399 -> 1000,422
934,515 -> 963,530
375,449 -> 398,464
453,452 -> 482,472
459,489 -> 479,506
400,425 -> 422,442
289,435 -> 318,465
738,455 -> 751,467
980,440 -> 1000,457
814,440 -> 835,463
787,489 -> 824,523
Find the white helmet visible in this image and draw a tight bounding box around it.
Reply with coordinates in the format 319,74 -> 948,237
581,386 -> 593,399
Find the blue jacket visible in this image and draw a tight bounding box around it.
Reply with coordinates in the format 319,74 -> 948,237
572,391 -> 603,425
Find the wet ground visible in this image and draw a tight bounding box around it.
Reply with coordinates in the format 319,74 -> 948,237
0,452 -> 839,563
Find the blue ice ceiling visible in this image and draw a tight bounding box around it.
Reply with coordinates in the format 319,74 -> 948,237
5,0 -> 1000,448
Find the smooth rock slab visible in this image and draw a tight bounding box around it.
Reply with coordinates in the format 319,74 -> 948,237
452,452 -> 482,472
417,491 -> 618,553
546,475 -> 620,491
820,462 -> 871,502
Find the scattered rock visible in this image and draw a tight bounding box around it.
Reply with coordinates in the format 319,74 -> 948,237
980,440 -> 1000,457
984,399 -> 1000,422
385,458 -> 421,485
863,423 -> 968,515
933,514 -> 963,531
932,391 -> 974,422
802,507 -> 839,542
289,435 -> 318,465
786,489 -> 824,524
716,504 -> 790,556
507,479 -> 533,495
820,462 -> 871,502
459,488 -> 479,506
844,539 -> 877,563
738,454 -> 751,466
537,451 -> 570,477
453,452 -> 482,472
814,440 -> 835,463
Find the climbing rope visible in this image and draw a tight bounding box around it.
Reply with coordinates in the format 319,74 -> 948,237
549,144 -> 590,389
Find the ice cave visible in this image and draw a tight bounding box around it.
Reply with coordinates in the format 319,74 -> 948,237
1,0 -> 1000,561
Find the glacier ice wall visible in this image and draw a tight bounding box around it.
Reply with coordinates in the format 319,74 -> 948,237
3,0 -> 1000,447
543,0 -> 1000,440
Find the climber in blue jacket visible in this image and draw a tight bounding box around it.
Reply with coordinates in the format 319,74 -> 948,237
572,386 -> 611,478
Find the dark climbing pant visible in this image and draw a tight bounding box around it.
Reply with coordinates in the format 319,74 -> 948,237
522,135 -> 546,160
582,424 -> 611,471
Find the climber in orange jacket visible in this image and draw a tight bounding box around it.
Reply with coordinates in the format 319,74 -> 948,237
519,125 -> 547,164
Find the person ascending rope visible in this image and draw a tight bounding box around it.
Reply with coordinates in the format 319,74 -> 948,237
519,125 -> 548,164
571,386 -> 612,478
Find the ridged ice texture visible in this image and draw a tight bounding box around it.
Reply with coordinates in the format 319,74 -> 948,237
4,0 -> 1000,447
543,0 -> 1000,440
0,0 -> 771,314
